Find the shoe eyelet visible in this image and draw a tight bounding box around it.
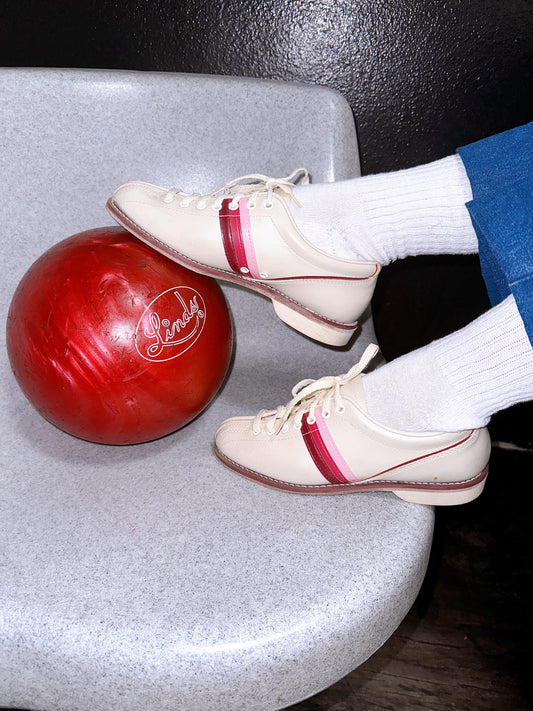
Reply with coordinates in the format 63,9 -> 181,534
281,424 -> 289,434
196,203 -> 207,210
212,204 -> 222,211
259,271 -> 268,279
252,428 -> 261,436
306,416 -> 316,425
336,406 -> 346,415
248,202 -> 256,210
179,200 -> 190,208
323,410 -> 331,419
229,202 -> 239,211
240,266 -> 250,274
264,201 -> 274,210
294,422 -> 302,430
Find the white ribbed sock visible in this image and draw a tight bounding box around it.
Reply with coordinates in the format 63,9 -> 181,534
362,295 -> 533,432
291,154 -> 477,263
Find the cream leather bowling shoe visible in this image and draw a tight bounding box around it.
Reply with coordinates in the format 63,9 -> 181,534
107,170 -> 380,346
215,345 -> 492,506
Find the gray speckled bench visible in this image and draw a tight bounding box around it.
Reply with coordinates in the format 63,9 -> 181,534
0,68 -> 434,711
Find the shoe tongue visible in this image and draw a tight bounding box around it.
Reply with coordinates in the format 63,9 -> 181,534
339,374 -> 367,411
230,182 -> 262,195
336,344 -> 379,412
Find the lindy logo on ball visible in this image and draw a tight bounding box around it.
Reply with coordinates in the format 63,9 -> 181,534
135,286 -> 206,361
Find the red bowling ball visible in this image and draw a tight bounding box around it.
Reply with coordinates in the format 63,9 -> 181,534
6,227 -> 233,444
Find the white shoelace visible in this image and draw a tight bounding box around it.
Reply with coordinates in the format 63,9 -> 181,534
163,168 -> 309,210
252,344 -> 379,435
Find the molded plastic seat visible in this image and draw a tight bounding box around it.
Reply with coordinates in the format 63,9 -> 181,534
0,68 -> 434,711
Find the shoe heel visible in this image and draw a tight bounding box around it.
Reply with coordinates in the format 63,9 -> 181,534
271,299 -> 357,347
394,466 -> 489,506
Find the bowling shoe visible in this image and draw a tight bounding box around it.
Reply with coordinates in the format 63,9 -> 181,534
107,169 -> 380,347
214,344 -> 491,506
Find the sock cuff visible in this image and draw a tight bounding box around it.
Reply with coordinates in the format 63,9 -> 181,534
357,154 -> 477,263
363,295 -> 533,433
433,295 -> 533,424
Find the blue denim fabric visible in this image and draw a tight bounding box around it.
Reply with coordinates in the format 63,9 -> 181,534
457,122 -> 533,345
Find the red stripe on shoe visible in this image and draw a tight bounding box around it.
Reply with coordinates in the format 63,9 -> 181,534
228,202 -> 249,269
219,199 -> 241,273
301,411 -> 351,484
219,197 -> 260,277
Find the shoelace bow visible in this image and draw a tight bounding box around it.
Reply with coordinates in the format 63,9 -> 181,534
163,168 -> 309,210
253,344 -> 380,435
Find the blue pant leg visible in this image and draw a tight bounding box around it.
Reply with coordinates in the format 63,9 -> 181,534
455,122 -> 533,345
465,174 -> 533,346
457,121 -> 533,196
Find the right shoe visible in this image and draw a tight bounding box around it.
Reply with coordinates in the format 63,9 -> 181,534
215,344 -> 492,506
107,169 -> 380,346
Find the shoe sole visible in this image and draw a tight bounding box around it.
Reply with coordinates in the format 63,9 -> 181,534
107,198 -> 362,347
214,445 -> 489,506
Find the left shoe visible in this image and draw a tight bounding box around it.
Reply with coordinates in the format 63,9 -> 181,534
106,170 -> 380,346
214,345 -> 492,506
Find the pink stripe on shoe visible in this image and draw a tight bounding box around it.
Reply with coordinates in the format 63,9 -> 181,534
238,198 -> 260,278
301,410 -> 353,485
313,410 -> 359,482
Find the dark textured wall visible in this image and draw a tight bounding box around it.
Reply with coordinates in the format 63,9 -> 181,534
2,1 -> 532,173
2,0 -> 532,441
